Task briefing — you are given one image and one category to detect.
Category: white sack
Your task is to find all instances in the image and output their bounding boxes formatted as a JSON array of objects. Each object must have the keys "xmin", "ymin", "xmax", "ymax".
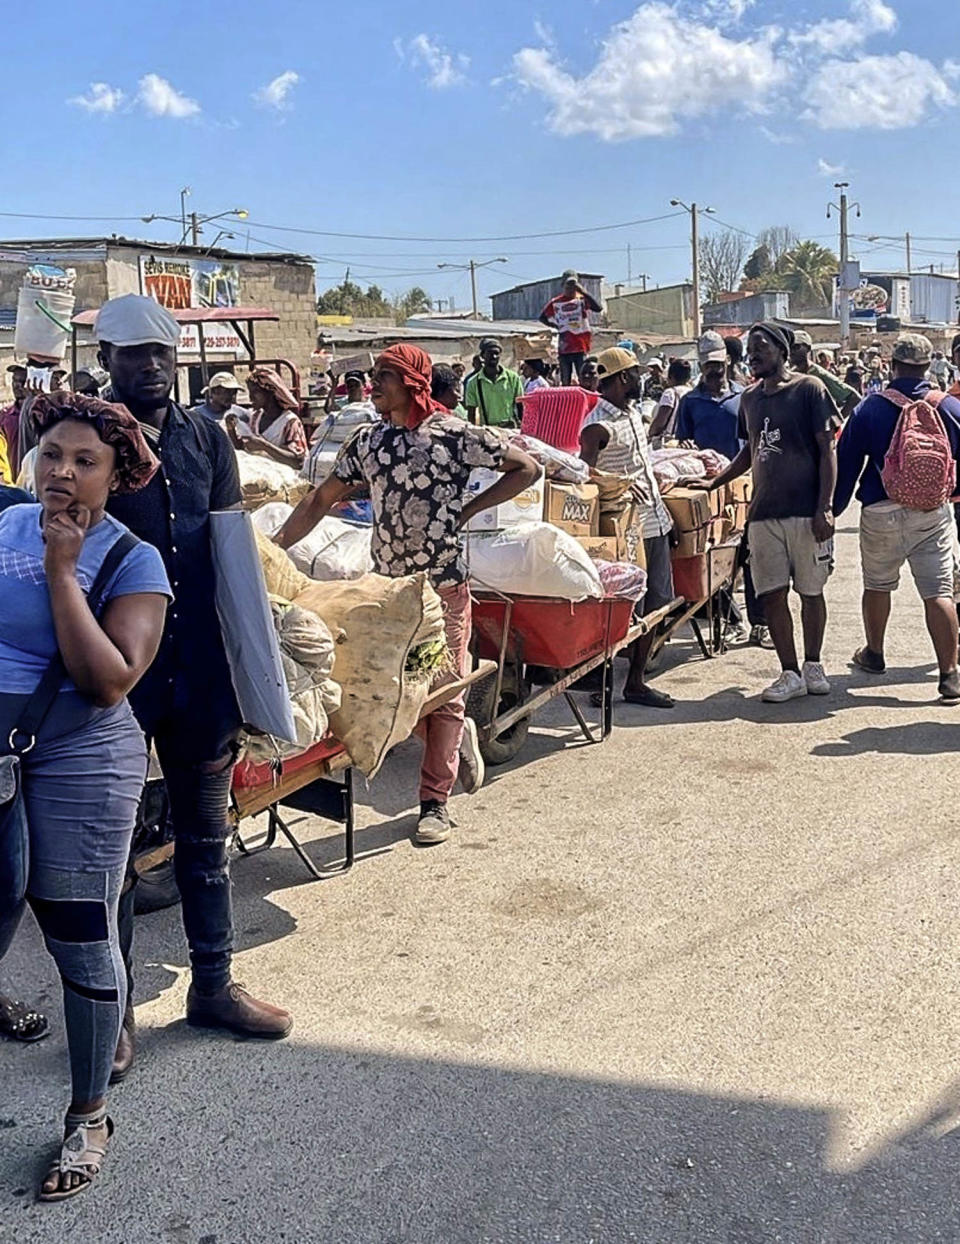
[{"xmin": 465, "ymin": 522, "xmax": 603, "ymax": 601}]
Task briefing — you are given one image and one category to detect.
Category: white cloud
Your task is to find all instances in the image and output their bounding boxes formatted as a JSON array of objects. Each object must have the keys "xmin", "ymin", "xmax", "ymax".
[
  {"xmin": 509, "ymin": 0, "xmax": 960, "ymax": 139},
  {"xmin": 817, "ymin": 157, "xmax": 846, "ymax": 176},
  {"xmin": 396, "ymin": 34, "xmax": 470, "ymax": 89},
  {"xmin": 68, "ymin": 82, "xmax": 125, "ymax": 114},
  {"xmin": 253, "ymin": 70, "xmax": 300, "ymax": 110},
  {"xmin": 792, "ymin": 0, "xmax": 896, "ymax": 53},
  {"xmin": 137, "ymin": 73, "xmax": 200, "ymax": 119},
  {"xmin": 806, "ymin": 51, "xmax": 956, "ymax": 130},
  {"xmin": 512, "ymin": 2, "xmax": 786, "ymax": 140}
]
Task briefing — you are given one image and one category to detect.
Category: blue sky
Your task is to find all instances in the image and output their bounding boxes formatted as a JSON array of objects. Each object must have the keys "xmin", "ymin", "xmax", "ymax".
[{"xmin": 2, "ymin": 0, "xmax": 959, "ymax": 311}]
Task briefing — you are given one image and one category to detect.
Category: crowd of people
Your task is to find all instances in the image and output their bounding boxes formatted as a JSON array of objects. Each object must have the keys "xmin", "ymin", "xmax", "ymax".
[{"xmin": 3, "ymin": 272, "xmax": 960, "ymax": 1202}]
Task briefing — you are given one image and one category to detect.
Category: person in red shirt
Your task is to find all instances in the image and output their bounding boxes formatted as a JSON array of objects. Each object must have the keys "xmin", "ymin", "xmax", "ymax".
[
  {"xmin": 0, "ymin": 364, "xmax": 27, "ymax": 478},
  {"xmin": 539, "ymin": 271, "xmax": 602, "ymax": 386}
]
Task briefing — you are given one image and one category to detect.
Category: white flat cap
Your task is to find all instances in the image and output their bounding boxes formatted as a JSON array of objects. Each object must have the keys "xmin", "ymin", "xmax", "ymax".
[{"xmin": 95, "ymin": 294, "xmax": 180, "ymax": 347}]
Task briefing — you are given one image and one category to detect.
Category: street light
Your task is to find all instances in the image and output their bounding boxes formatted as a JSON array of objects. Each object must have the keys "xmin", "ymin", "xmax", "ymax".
[
  {"xmin": 141, "ymin": 206, "xmax": 249, "ymax": 245},
  {"xmin": 670, "ymin": 199, "xmax": 715, "ymax": 338},
  {"xmin": 437, "ymin": 256, "xmax": 509, "ymax": 318}
]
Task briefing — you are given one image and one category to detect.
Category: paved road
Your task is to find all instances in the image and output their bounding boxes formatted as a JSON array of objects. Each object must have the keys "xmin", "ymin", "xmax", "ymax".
[{"xmin": 4, "ymin": 514, "xmax": 960, "ymax": 1243}]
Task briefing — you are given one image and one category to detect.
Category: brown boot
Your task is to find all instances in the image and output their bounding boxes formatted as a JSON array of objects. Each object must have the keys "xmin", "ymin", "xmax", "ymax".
[
  {"xmin": 185, "ymin": 982, "xmax": 293, "ymax": 1040},
  {"xmin": 109, "ymin": 1007, "xmax": 135, "ymax": 1085}
]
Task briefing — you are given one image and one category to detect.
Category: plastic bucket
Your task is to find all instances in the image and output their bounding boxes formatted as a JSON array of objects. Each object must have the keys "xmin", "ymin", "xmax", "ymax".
[{"xmin": 14, "ymin": 286, "xmax": 75, "ymax": 360}]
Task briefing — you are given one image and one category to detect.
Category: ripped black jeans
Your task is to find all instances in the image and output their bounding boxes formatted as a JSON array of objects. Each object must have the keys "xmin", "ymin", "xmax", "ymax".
[{"xmin": 118, "ymin": 726, "xmax": 240, "ymax": 998}]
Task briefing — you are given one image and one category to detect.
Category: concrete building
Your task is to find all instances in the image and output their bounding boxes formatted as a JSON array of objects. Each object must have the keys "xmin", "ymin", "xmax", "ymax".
[
  {"xmin": 491, "ymin": 274, "xmax": 604, "ymax": 324},
  {"xmin": 605, "ymin": 282, "xmax": 694, "ymax": 340},
  {"xmin": 0, "ymin": 237, "xmax": 316, "ymax": 402},
  {"xmin": 857, "ymin": 270, "xmax": 959, "ymax": 327}
]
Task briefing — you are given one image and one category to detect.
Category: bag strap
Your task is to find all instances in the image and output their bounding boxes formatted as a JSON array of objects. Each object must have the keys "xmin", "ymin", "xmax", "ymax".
[
  {"xmin": 9, "ymin": 530, "xmax": 140, "ymax": 752},
  {"xmin": 476, "ymin": 375, "xmax": 490, "ymax": 426},
  {"xmin": 882, "ymin": 386, "xmax": 945, "ymax": 411}
]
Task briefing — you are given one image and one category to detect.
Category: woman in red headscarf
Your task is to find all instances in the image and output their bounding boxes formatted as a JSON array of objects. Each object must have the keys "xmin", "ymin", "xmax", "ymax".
[
  {"xmin": 226, "ymin": 367, "xmax": 308, "ymax": 469},
  {"xmin": 276, "ymin": 344, "xmax": 539, "ymax": 843}
]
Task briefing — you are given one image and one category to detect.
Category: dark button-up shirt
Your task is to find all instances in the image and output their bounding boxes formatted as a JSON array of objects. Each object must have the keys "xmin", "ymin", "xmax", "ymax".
[{"xmin": 107, "ymin": 402, "xmax": 242, "ymax": 757}]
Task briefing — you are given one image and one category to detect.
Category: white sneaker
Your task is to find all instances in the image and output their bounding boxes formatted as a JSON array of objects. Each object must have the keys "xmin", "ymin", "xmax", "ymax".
[
  {"xmin": 802, "ymin": 661, "xmax": 831, "ymax": 696},
  {"xmin": 761, "ymin": 669, "xmax": 807, "ymax": 703},
  {"xmin": 457, "ymin": 717, "xmax": 485, "ymax": 794}
]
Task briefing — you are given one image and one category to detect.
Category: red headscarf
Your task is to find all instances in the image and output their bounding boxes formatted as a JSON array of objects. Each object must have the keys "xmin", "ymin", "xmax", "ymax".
[
  {"xmin": 247, "ymin": 366, "xmax": 301, "ymax": 412},
  {"xmin": 376, "ymin": 344, "xmax": 444, "ymax": 429}
]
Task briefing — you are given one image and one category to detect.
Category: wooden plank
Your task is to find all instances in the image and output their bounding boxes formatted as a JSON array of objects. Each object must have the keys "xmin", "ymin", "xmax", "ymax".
[{"xmin": 419, "ymin": 658, "xmax": 496, "ymax": 717}]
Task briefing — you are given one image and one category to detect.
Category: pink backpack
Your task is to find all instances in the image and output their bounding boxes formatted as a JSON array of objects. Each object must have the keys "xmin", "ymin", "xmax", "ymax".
[{"xmin": 880, "ymin": 388, "xmax": 954, "ymax": 510}]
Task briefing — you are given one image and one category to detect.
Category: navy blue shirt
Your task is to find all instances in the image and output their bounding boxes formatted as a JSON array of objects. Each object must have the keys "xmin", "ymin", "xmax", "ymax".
[
  {"xmin": 674, "ymin": 381, "xmax": 744, "ymax": 460},
  {"xmin": 834, "ymin": 378, "xmax": 960, "ymax": 516},
  {"xmin": 107, "ymin": 402, "xmax": 242, "ymax": 757}
]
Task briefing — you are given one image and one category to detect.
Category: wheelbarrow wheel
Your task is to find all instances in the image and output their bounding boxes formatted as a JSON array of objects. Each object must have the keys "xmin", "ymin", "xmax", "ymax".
[{"xmin": 466, "ymin": 669, "xmax": 531, "ymax": 766}]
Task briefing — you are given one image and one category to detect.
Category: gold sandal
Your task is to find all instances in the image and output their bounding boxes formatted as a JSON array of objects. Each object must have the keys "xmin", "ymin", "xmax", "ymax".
[{"xmin": 38, "ymin": 1108, "xmax": 114, "ymax": 1202}]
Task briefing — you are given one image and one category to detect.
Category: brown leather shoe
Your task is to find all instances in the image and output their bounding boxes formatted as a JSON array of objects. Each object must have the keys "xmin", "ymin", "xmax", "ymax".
[
  {"xmin": 109, "ymin": 1008, "xmax": 135, "ymax": 1085},
  {"xmin": 185, "ymin": 982, "xmax": 293, "ymax": 1040}
]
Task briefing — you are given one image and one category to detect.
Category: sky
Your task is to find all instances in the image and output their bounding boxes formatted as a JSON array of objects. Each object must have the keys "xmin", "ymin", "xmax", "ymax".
[{"xmin": 3, "ymin": 0, "xmax": 960, "ymax": 313}]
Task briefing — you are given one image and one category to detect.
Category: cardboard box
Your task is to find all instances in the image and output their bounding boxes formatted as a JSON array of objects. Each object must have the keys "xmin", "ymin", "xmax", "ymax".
[
  {"xmin": 707, "ymin": 486, "xmax": 726, "ymax": 519},
  {"xmin": 671, "ymin": 526, "xmax": 710, "ymax": 558},
  {"xmin": 330, "ymin": 350, "xmax": 375, "ymax": 377},
  {"xmin": 727, "ymin": 474, "xmax": 753, "ymax": 505},
  {"xmin": 575, "ymin": 530, "xmax": 647, "ymax": 569},
  {"xmin": 663, "ymin": 487, "xmax": 713, "ymax": 532},
  {"xmin": 544, "ymin": 480, "xmax": 600, "ymax": 537},
  {"xmin": 466, "ymin": 467, "xmax": 546, "ymax": 531}
]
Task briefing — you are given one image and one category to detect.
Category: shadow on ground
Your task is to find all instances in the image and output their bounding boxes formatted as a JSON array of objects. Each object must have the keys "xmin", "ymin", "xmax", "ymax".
[{"xmin": 3, "ymin": 1036, "xmax": 960, "ymax": 1243}]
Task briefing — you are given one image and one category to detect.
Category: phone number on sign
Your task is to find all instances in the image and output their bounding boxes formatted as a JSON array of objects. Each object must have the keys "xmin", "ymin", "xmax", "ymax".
[{"xmin": 184, "ymin": 335, "xmax": 241, "ymax": 349}]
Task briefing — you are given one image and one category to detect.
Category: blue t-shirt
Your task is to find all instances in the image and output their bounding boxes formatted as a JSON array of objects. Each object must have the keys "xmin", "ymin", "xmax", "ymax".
[
  {"xmin": 674, "ymin": 382, "xmax": 744, "ymax": 460},
  {"xmin": 0, "ymin": 503, "xmax": 172, "ymax": 695}
]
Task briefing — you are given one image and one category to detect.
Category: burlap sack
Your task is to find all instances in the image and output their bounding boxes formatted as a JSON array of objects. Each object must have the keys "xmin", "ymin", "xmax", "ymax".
[
  {"xmin": 255, "ymin": 528, "xmax": 311, "ymax": 602},
  {"xmin": 293, "ymin": 573, "xmax": 445, "ymax": 776}
]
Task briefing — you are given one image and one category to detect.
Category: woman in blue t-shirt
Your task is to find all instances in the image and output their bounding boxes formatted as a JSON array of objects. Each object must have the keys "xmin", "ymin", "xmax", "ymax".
[{"xmin": 0, "ymin": 393, "xmax": 170, "ymax": 1201}]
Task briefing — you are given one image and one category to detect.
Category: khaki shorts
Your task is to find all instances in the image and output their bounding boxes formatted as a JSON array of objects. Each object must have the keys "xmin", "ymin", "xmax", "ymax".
[
  {"xmin": 859, "ymin": 501, "xmax": 954, "ymax": 599},
  {"xmin": 748, "ymin": 517, "xmax": 833, "ymax": 597}
]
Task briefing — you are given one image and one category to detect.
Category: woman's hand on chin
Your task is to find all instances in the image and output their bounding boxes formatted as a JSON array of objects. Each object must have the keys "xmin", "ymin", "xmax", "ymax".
[{"xmin": 43, "ymin": 505, "xmax": 90, "ymax": 575}]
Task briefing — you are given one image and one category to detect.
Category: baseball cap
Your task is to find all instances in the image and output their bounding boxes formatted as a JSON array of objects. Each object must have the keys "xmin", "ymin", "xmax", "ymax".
[
  {"xmin": 595, "ymin": 347, "xmax": 640, "ymax": 380},
  {"xmin": 6, "ymin": 363, "xmax": 26, "ymax": 374},
  {"xmin": 647, "ymin": 356, "xmax": 665, "ymax": 370},
  {"xmin": 697, "ymin": 331, "xmax": 727, "ymax": 364},
  {"xmin": 95, "ymin": 294, "xmax": 180, "ymax": 348},
  {"xmin": 561, "ymin": 269, "xmax": 579, "ymax": 282},
  {"xmin": 892, "ymin": 333, "xmax": 933, "ymax": 366},
  {"xmin": 792, "ymin": 330, "xmax": 814, "ymax": 348},
  {"xmin": 202, "ymin": 371, "xmax": 242, "ymax": 394}
]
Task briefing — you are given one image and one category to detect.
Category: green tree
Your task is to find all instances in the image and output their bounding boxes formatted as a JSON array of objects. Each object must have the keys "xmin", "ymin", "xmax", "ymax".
[
  {"xmin": 776, "ymin": 240, "xmax": 838, "ymax": 309},
  {"xmin": 743, "ymin": 243, "xmax": 773, "ymax": 282},
  {"xmin": 316, "ymin": 281, "xmax": 393, "ymax": 317},
  {"xmin": 394, "ymin": 285, "xmax": 433, "ymax": 323}
]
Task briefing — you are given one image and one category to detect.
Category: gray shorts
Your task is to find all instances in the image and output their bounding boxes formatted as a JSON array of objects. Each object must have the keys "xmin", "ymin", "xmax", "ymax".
[
  {"xmin": 642, "ymin": 533, "xmax": 674, "ymax": 614},
  {"xmin": 859, "ymin": 501, "xmax": 954, "ymax": 599},
  {"xmin": 748, "ymin": 517, "xmax": 833, "ymax": 598}
]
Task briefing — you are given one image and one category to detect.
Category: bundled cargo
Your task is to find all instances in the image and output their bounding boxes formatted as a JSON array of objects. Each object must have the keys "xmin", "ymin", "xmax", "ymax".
[
  {"xmin": 508, "ymin": 432, "xmax": 591, "ymax": 484},
  {"xmin": 237, "ymin": 450, "xmax": 312, "ymax": 509},
  {"xmin": 651, "ymin": 446, "xmax": 730, "ymax": 490},
  {"xmin": 465, "ymin": 522, "xmax": 604, "ymax": 601},
  {"xmin": 293, "ymin": 573, "xmax": 447, "ymax": 776},
  {"xmin": 245, "ymin": 601, "xmax": 342, "ymax": 763},
  {"xmin": 251, "ymin": 501, "xmax": 373, "ymax": 581}
]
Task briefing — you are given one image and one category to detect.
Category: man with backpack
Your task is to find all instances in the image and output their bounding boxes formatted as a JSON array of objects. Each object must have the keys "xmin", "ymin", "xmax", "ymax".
[{"xmin": 835, "ymin": 334, "xmax": 960, "ymax": 702}]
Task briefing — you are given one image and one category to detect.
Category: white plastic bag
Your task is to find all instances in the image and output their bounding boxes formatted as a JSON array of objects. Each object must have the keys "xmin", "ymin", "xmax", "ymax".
[
  {"xmin": 465, "ymin": 522, "xmax": 603, "ymax": 601},
  {"xmin": 249, "ymin": 502, "xmax": 372, "ymax": 581}
]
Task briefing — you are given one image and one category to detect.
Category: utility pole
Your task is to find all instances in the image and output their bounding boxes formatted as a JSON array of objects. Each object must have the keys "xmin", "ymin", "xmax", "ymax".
[
  {"xmin": 691, "ymin": 203, "xmax": 702, "ymax": 339},
  {"xmin": 437, "ymin": 257, "xmax": 508, "ymax": 319},
  {"xmin": 627, "ymin": 243, "xmax": 632, "ymax": 288},
  {"xmin": 905, "ymin": 231, "xmax": 912, "ymax": 274},
  {"xmin": 639, "ymin": 273, "xmax": 650, "ymax": 293},
  {"xmin": 827, "ymin": 182, "xmax": 860, "ymax": 348},
  {"xmin": 190, "ymin": 211, "xmax": 200, "ymax": 246}
]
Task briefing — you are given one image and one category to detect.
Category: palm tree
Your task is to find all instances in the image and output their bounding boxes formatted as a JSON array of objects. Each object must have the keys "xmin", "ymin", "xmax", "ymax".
[{"xmin": 776, "ymin": 241, "xmax": 838, "ymax": 309}]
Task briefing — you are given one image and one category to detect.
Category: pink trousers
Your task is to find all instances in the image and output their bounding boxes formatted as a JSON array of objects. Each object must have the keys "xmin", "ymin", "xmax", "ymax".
[{"xmin": 415, "ymin": 582, "xmax": 472, "ymax": 804}]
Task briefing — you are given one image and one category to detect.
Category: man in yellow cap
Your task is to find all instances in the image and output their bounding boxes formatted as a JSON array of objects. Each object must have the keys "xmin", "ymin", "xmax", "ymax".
[
  {"xmin": 580, "ymin": 347, "xmax": 676, "ymax": 709},
  {"xmin": 190, "ymin": 370, "xmax": 247, "ymax": 426}
]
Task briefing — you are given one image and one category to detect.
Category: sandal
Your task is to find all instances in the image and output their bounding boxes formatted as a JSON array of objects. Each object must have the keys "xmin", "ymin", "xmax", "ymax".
[
  {"xmin": 38, "ymin": 1108, "xmax": 114, "ymax": 1202},
  {"xmin": 0, "ymin": 995, "xmax": 49, "ymax": 1043},
  {"xmin": 852, "ymin": 647, "xmax": 886, "ymax": 675}
]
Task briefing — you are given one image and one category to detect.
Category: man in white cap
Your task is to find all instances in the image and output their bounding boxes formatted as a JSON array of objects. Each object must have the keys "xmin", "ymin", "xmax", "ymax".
[
  {"xmin": 95, "ymin": 295, "xmax": 293, "ymax": 1079},
  {"xmin": 642, "ymin": 357, "xmax": 666, "ymax": 403},
  {"xmin": 580, "ymin": 346, "xmax": 677, "ymax": 709},
  {"xmin": 190, "ymin": 370, "xmax": 247, "ymax": 426}
]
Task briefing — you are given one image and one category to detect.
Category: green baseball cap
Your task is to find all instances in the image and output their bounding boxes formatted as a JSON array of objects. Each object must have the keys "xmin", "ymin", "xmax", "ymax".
[{"xmin": 892, "ymin": 333, "xmax": 933, "ymax": 366}]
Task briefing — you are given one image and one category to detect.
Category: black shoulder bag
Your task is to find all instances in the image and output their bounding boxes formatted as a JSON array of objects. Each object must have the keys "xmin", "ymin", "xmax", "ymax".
[{"xmin": 0, "ymin": 531, "xmax": 139, "ymax": 908}]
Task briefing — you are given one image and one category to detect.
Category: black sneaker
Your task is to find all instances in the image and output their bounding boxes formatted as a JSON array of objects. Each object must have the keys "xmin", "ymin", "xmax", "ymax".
[
  {"xmin": 416, "ymin": 800, "xmax": 451, "ymax": 845},
  {"xmin": 853, "ymin": 647, "xmax": 886, "ymax": 675},
  {"xmin": 939, "ymin": 669, "xmax": 960, "ymax": 703},
  {"xmin": 749, "ymin": 626, "xmax": 773, "ymax": 649}
]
